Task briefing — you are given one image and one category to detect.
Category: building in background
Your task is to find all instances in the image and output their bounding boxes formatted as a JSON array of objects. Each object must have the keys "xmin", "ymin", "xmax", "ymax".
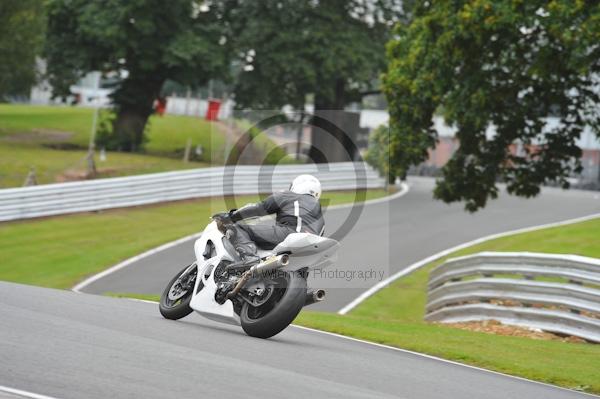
[
  {"xmin": 423, "ymin": 122, "xmax": 600, "ymax": 188},
  {"xmin": 359, "ymin": 111, "xmax": 600, "ymax": 188}
]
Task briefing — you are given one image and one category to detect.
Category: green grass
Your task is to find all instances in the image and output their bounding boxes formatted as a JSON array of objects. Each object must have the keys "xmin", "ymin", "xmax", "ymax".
[
  {"xmin": 0, "ymin": 104, "xmax": 93, "ymax": 144},
  {"xmin": 0, "ymin": 142, "xmax": 205, "ymax": 188},
  {"xmin": 143, "ymin": 112, "xmax": 225, "ymax": 159},
  {"xmin": 295, "ymin": 217, "xmax": 600, "ymax": 393},
  {"xmin": 0, "ymin": 189, "xmax": 389, "ymax": 289},
  {"xmin": 0, "ymin": 104, "xmax": 224, "ymax": 154},
  {"xmin": 296, "ymin": 313, "xmax": 600, "ymax": 393},
  {"xmin": 234, "ymin": 119, "xmax": 298, "ymax": 164},
  {"xmin": 0, "ymin": 105, "xmax": 315, "ymax": 187},
  {"xmin": 0, "ymin": 104, "xmax": 229, "ymax": 187}
]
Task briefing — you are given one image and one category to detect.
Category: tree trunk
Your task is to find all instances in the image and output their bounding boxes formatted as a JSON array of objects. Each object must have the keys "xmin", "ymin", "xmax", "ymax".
[
  {"xmin": 295, "ymin": 110, "xmax": 306, "ymax": 160},
  {"xmin": 308, "ymin": 79, "xmax": 359, "ymax": 163},
  {"xmin": 111, "ymin": 73, "xmax": 165, "ymax": 152}
]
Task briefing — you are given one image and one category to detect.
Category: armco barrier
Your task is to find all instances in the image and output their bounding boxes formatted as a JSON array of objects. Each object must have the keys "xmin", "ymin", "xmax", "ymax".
[
  {"xmin": 425, "ymin": 252, "xmax": 600, "ymax": 343},
  {"xmin": 0, "ymin": 162, "xmax": 384, "ymax": 222}
]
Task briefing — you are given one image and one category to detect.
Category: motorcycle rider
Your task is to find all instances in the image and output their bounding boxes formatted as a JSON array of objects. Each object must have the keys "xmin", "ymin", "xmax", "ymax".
[{"xmin": 226, "ymin": 174, "xmax": 324, "ymax": 262}]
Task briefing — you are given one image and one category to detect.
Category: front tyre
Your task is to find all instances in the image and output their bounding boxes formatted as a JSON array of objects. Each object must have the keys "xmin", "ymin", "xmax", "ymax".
[
  {"xmin": 240, "ymin": 270, "xmax": 307, "ymax": 339},
  {"xmin": 159, "ymin": 264, "xmax": 197, "ymax": 320}
]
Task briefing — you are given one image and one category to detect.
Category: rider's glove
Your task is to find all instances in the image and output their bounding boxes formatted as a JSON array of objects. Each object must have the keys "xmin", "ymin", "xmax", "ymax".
[{"xmin": 229, "ymin": 209, "xmax": 243, "ymax": 223}]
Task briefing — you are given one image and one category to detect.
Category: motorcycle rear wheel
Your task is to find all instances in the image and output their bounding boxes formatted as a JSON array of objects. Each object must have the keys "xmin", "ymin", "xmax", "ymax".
[
  {"xmin": 159, "ymin": 264, "xmax": 197, "ymax": 320},
  {"xmin": 240, "ymin": 270, "xmax": 306, "ymax": 339}
]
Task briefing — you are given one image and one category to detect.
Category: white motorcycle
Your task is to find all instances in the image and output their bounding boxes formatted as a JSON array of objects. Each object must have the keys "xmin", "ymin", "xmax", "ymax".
[{"xmin": 159, "ymin": 213, "xmax": 339, "ymax": 338}]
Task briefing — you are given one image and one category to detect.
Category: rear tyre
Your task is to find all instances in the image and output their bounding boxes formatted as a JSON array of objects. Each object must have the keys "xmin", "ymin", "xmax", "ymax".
[
  {"xmin": 240, "ymin": 270, "xmax": 307, "ymax": 339},
  {"xmin": 159, "ymin": 264, "xmax": 197, "ymax": 320}
]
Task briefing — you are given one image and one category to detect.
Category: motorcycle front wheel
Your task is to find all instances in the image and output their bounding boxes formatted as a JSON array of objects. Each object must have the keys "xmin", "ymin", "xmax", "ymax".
[
  {"xmin": 159, "ymin": 264, "xmax": 198, "ymax": 320},
  {"xmin": 240, "ymin": 270, "xmax": 307, "ymax": 339}
]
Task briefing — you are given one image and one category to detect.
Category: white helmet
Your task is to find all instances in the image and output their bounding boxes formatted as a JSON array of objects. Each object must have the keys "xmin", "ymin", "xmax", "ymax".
[{"xmin": 290, "ymin": 174, "xmax": 321, "ymax": 199}]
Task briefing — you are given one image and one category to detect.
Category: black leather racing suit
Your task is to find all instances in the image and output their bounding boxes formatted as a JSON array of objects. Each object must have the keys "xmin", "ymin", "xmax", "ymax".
[{"xmin": 229, "ymin": 191, "xmax": 324, "ymax": 257}]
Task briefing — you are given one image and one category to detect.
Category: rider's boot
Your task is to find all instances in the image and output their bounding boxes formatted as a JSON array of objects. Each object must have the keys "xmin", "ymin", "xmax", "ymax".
[
  {"xmin": 235, "ymin": 243, "xmax": 260, "ymax": 265},
  {"xmin": 225, "ymin": 223, "xmax": 259, "ymax": 265}
]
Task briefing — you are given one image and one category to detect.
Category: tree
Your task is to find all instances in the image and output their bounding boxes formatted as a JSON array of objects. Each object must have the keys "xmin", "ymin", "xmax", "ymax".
[
  {"xmin": 0, "ymin": 0, "xmax": 45, "ymax": 100},
  {"xmin": 382, "ymin": 1, "xmax": 600, "ymax": 211},
  {"xmin": 365, "ymin": 124, "xmax": 394, "ymax": 183},
  {"xmin": 45, "ymin": 0, "xmax": 229, "ymax": 151},
  {"xmin": 230, "ymin": 0, "xmax": 405, "ymax": 162}
]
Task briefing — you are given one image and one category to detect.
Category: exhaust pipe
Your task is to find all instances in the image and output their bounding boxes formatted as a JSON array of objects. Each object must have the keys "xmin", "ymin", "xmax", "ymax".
[
  {"xmin": 304, "ymin": 289, "xmax": 326, "ymax": 306},
  {"xmin": 250, "ymin": 254, "xmax": 289, "ymax": 274},
  {"xmin": 226, "ymin": 254, "xmax": 290, "ymax": 299}
]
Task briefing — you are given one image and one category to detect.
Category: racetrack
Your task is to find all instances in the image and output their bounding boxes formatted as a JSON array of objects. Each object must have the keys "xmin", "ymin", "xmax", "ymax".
[
  {"xmin": 0, "ymin": 281, "xmax": 592, "ymax": 399},
  {"xmin": 3, "ymin": 178, "xmax": 600, "ymax": 398},
  {"xmin": 81, "ymin": 177, "xmax": 600, "ymax": 312}
]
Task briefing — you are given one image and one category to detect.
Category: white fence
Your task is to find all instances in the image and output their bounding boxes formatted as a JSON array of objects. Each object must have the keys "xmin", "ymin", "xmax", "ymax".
[
  {"xmin": 0, "ymin": 162, "xmax": 384, "ymax": 222},
  {"xmin": 425, "ymin": 252, "xmax": 600, "ymax": 343},
  {"xmin": 164, "ymin": 97, "xmax": 234, "ymax": 119}
]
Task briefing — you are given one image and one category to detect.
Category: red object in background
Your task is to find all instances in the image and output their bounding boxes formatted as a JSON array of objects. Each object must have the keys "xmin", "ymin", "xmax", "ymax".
[
  {"xmin": 154, "ymin": 97, "xmax": 167, "ymax": 116},
  {"xmin": 205, "ymin": 99, "xmax": 221, "ymax": 121}
]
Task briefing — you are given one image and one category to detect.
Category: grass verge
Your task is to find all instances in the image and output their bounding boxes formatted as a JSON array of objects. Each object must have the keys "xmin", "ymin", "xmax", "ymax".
[
  {"xmin": 0, "ymin": 142, "xmax": 206, "ymax": 188},
  {"xmin": 295, "ymin": 217, "xmax": 600, "ymax": 394},
  {"xmin": 0, "ymin": 105, "xmax": 310, "ymax": 187},
  {"xmin": 0, "ymin": 104, "xmax": 223, "ymax": 154},
  {"xmin": 0, "ymin": 189, "xmax": 390, "ymax": 289},
  {"xmin": 0, "ymin": 104, "xmax": 224, "ymax": 187}
]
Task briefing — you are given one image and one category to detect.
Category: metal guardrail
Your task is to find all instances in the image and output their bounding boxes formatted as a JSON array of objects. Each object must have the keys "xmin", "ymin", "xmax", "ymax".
[
  {"xmin": 425, "ymin": 252, "xmax": 600, "ymax": 343},
  {"xmin": 0, "ymin": 162, "xmax": 384, "ymax": 222}
]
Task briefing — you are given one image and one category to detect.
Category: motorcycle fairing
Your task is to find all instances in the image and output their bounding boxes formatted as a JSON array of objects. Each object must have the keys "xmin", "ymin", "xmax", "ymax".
[
  {"xmin": 190, "ymin": 222, "xmax": 240, "ymax": 325},
  {"xmin": 188, "ymin": 221, "xmax": 339, "ymax": 325}
]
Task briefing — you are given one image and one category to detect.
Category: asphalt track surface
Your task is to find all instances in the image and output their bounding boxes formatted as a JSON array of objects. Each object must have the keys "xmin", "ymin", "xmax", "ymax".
[
  {"xmin": 1, "ymin": 281, "xmax": 595, "ymax": 399},
  {"xmin": 82, "ymin": 177, "xmax": 600, "ymax": 312}
]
